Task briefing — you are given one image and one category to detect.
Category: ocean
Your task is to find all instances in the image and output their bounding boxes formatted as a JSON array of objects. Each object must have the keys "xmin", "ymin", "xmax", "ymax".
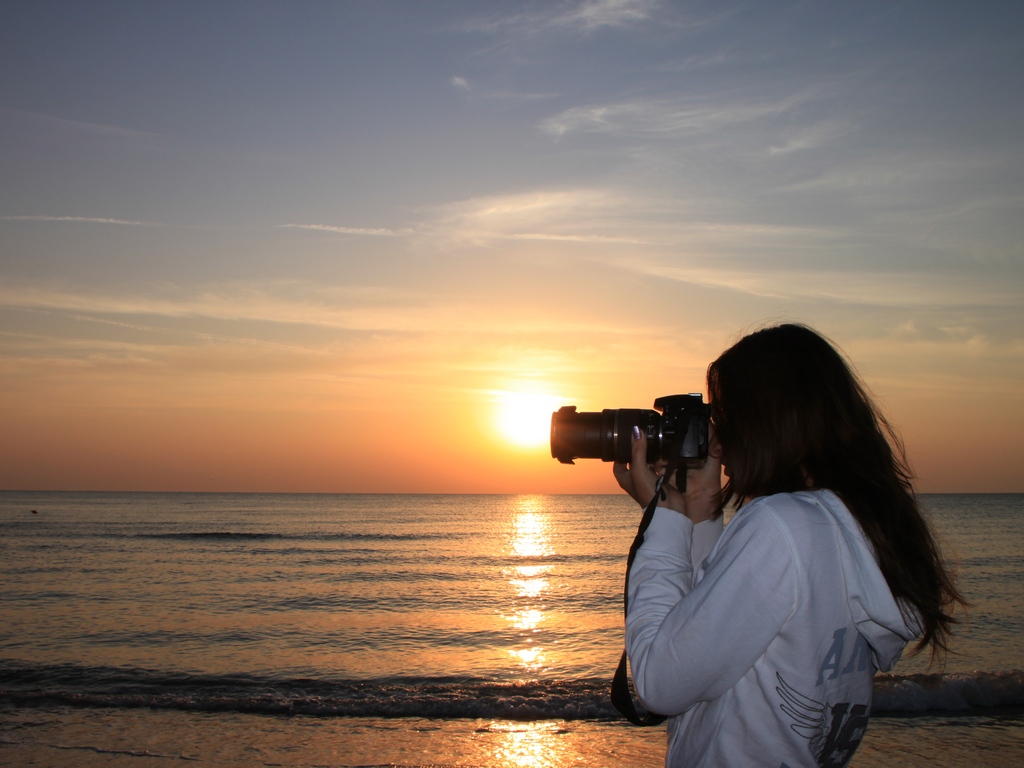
[{"xmin": 1, "ymin": 491, "xmax": 1021, "ymax": 766}]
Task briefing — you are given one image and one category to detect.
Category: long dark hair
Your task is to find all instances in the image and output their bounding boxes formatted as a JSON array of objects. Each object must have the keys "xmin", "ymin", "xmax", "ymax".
[{"xmin": 707, "ymin": 323, "xmax": 963, "ymax": 661}]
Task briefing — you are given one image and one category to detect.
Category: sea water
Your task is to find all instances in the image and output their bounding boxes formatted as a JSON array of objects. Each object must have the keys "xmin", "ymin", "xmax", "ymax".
[{"xmin": 1, "ymin": 492, "xmax": 1021, "ymax": 766}]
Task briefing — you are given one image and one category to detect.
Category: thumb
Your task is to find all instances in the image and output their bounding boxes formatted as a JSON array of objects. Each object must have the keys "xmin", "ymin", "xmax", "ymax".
[
  {"xmin": 628, "ymin": 426, "xmax": 658, "ymax": 503},
  {"xmin": 630, "ymin": 425, "xmax": 647, "ymax": 466}
]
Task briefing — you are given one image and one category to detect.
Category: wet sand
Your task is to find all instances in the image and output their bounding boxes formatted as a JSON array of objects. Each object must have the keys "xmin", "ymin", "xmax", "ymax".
[{"xmin": 3, "ymin": 706, "xmax": 1023, "ymax": 767}]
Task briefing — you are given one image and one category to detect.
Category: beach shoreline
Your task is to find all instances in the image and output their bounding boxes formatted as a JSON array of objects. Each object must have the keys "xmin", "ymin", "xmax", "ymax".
[{"xmin": 3, "ymin": 705, "xmax": 1023, "ymax": 768}]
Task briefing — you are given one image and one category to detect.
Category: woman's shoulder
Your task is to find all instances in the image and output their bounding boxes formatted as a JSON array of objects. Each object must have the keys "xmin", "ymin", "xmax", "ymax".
[
  {"xmin": 706, "ymin": 493, "xmax": 810, "ymax": 572},
  {"xmin": 738, "ymin": 488, "xmax": 844, "ymax": 515},
  {"xmin": 719, "ymin": 490, "xmax": 858, "ymax": 575},
  {"xmin": 731, "ymin": 489, "xmax": 849, "ymax": 536}
]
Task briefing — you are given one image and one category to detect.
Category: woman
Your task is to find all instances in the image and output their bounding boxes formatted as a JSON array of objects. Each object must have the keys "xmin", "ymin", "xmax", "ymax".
[{"xmin": 614, "ymin": 323, "xmax": 963, "ymax": 768}]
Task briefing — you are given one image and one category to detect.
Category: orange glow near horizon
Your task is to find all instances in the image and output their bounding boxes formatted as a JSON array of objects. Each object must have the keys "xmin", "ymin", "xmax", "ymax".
[{"xmin": 0, "ymin": 321, "xmax": 1021, "ymax": 494}]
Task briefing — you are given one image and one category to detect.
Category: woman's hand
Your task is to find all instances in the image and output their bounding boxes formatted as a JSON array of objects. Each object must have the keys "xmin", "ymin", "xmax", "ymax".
[
  {"xmin": 613, "ymin": 426, "xmax": 723, "ymax": 523},
  {"xmin": 612, "ymin": 427, "xmax": 674, "ymax": 509}
]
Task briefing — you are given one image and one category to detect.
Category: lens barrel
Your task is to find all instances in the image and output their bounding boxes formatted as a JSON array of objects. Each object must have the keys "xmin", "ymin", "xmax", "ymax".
[
  {"xmin": 550, "ymin": 407, "xmax": 662, "ymax": 464},
  {"xmin": 550, "ymin": 394, "xmax": 710, "ymax": 467}
]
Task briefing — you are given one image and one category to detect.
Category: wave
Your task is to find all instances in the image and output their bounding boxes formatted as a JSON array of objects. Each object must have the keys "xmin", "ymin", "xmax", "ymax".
[
  {"xmin": 140, "ymin": 531, "xmax": 456, "ymax": 542},
  {"xmin": 872, "ymin": 670, "xmax": 1024, "ymax": 712},
  {"xmin": 0, "ymin": 665, "xmax": 612, "ymax": 720},
  {"xmin": 2, "ymin": 663, "xmax": 1022, "ymax": 720}
]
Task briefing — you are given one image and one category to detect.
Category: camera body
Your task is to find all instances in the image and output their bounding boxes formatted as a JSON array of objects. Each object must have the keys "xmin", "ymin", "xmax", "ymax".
[{"xmin": 550, "ymin": 394, "xmax": 710, "ymax": 466}]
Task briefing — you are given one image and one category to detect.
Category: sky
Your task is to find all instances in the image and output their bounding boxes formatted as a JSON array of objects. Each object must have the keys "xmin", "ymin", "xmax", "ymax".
[{"xmin": 1, "ymin": 0, "xmax": 1021, "ymax": 494}]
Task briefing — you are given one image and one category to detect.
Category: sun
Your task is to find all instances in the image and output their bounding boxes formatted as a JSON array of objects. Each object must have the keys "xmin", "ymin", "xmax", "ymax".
[{"xmin": 496, "ymin": 392, "xmax": 563, "ymax": 449}]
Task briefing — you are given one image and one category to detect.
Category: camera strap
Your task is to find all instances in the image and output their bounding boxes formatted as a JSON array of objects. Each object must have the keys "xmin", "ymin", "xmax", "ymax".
[{"xmin": 610, "ymin": 480, "xmax": 669, "ymax": 726}]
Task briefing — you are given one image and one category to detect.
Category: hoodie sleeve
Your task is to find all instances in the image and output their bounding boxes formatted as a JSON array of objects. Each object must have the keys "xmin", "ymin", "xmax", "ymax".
[
  {"xmin": 625, "ymin": 510, "xmax": 724, "ymax": 635},
  {"xmin": 626, "ymin": 501, "xmax": 799, "ymax": 716}
]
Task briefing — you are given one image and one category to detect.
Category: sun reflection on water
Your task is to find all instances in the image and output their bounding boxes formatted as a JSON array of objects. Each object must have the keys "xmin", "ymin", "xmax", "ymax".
[
  {"xmin": 510, "ymin": 608, "xmax": 544, "ymax": 630},
  {"xmin": 504, "ymin": 497, "xmax": 555, "ymax": 675},
  {"xmin": 510, "ymin": 575, "xmax": 548, "ymax": 599},
  {"xmin": 482, "ymin": 720, "xmax": 578, "ymax": 768},
  {"xmin": 509, "ymin": 502, "xmax": 553, "ymax": 559}
]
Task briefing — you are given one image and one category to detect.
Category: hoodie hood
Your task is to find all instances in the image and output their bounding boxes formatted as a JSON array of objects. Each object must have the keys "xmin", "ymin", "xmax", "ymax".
[{"xmin": 809, "ymin": 489, "xmax": 920, "ymax": 672}]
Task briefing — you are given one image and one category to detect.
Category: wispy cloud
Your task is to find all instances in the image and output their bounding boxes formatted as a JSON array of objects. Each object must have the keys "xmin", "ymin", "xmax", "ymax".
[
  {"xmin": 427, "ymin": 188, "xmax": 654, "ymax": 245},
  {"xmin": 463, "ymin": 0, "xmax": 658, "ymax": 36},
  {"xmin": 501, "ymin": 232, "xmax": 648, "ymax": 243},
  {"xmin": 550, "ymin": 0, "xmax": 656, "ymax": 31},
  {"xmin": 0, "ymin": 280, "xmax": 624, "ymax": 338},
  {"xmin": 617, "ymin": 258, "xmax": 1021, "ymax": 309},
  {"xmin": 448, "ymin": 74, "xmax": 556, "ymax": 104},
  {"xmin": 277, "ymin": 223, "xmax": 413, "ymax": 237},
  {"xmin": 539, "ymin": 91, "xmax": 816, "ymax": 139},
  {"xmin": 768, "ymin": 120, "xmax": 849, "ymax": 156},
  {"xmin": 1, "ymin": 215, "xmax": 162, "ymax": 226},
  {"xmin": 0, "ymin": 106, "xmax": 166, "ymax": 142}
]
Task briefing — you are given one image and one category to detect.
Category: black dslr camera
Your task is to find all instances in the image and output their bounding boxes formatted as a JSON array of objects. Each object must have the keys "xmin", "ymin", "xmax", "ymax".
[{"xmin": 550, "ymin": 394, "xmax": 710, "ymax": 467}]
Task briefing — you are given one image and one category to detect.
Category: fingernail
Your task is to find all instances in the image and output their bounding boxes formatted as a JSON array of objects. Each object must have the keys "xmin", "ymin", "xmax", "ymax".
[{"xmin": 633, "ymin": 426, "xmax": 641, "ymax": 440}]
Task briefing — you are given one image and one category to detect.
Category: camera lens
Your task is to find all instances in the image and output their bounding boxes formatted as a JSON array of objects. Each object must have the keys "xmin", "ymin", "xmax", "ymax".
[
  {"xmin": 550, "ymin": 407, "xmax": 662, "ymax": 464},
  {"xmin": 550, "ymin": 394, "xmax": 710, "ymax": 468}
]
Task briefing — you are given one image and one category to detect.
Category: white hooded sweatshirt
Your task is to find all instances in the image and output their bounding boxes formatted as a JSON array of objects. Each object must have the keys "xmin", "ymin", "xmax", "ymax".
[{"xmin": 626, "ymin": 489, "xmax": 919, "ymax": 768}]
